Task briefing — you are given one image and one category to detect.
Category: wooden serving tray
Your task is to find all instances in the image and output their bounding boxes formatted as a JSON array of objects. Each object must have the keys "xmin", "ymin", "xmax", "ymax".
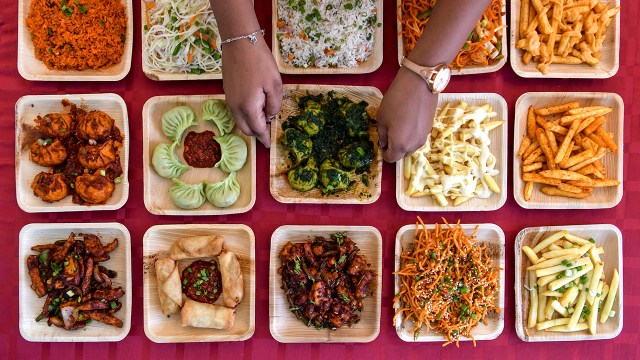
[
  {"xmin": 394, "ymin": 223, "xmax": 505, "ymax": 342},
  {"xmin": 509, "ymin": 0, "xmax": 620, "ymax": 78},
  {"xmin": 19, "ymin": 223, "xmax": 132, "ymax": 342},
  {"xmin": 269, "ymin": 225, "xmax": 382, "ymax": 343},
  {"xmin": 15, "ymin": 94, "xmax": 130, "ymax": 213},
  {"xmin": 512, "ymin": 92, "xmax": 624, "ymax": 209},
  {"xmin": 271, "ymin": 0, "xmax": 383, "ymax": 74},
  {"xmin": 395, "ymin": 93, "xmax": 508, "ymax": 212},
  {"xmin": 142, "ymin": 95, "xmax": 256, "ymax": 215},
  {"xmin": 514, "ymin": 224, "xmax": 623, "ymax": 342},
  {"xmin": 142, "ymin": 224, "xmax": 256, "ymax": 343},
  {"xmin": 269, "ymin": 84, "xmax": 383, "ymax": 204},
  {"xmin": 396, "ymin": 0, "xmax": 507, "ymax": 75},
  {"xmin": 17, "ymin": 0, "xmax": 133, "ymax": 81}
]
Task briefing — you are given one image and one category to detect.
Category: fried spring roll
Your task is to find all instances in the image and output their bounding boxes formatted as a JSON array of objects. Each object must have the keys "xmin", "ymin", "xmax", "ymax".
[
  {"xmin": 181, "ymin": 299, "xmax": 235, "ymax": 329},
  {"xmin": 219, "ymin": 250, "xmax": 244, "ymax": 308}
]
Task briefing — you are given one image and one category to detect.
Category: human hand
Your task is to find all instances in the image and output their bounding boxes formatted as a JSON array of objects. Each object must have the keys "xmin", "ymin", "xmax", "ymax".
[
  {"xmin": 221, "ymin": 37, "xmax": 282, "ymax": 147},
  {"xmin": 376, "ymin": 68, "xmax": 438, "ymax": 162}
]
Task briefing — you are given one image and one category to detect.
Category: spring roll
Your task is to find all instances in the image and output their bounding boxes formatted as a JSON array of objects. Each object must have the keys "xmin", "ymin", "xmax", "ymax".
[
  {"xmin": 181, "ymin": 299, "xmax": 235, "ymax": 329},
  {"xmin": 219, "ymin": 250, "xmax": 244, "ymax": 308},
  {"xmin": 161, "ymin": 264, "xmax": 183, "ymax": 307},
  {"xmin": 170, "ymin": 235, "xmax": 225, "ymax": 260},
  {"xmin": 155, "ymin": 257, "xmax": 180, "ymax": 315}
]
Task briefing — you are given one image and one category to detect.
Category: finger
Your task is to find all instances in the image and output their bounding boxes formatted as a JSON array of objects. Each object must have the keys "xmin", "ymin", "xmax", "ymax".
[
  {"xmin": 264, "ymin": 81, "xmax": 283, "ymax": 118},
  {"xmin": 377, "ymin": 125, "xmax": 388, "ymax": 150},
  {"xmin": 240, "ymin": 103, "xmax": 271, "ymax": 148},
  {"xmin": 382, "ymin": 141, "xmax": 407, "ymax": 163},
  {"xmin": 251, "ymin": 112, "xmax": 271, "ymax": 147}
]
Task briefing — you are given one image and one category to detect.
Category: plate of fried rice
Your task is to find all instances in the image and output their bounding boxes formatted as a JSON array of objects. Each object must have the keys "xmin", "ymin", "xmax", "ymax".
[
  {"xmin": 18, "ymin": 0, "xmax": 133, "ymax": 81},
  {"xmin": 272, "ymin": 0, "xmax": 383, "ymax": 74}
]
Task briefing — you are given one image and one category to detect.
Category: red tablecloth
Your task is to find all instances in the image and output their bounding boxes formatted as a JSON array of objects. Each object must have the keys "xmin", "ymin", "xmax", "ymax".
[{"xmin": 2, "ymin": 0, "xmax": 639, "ymax": 359}]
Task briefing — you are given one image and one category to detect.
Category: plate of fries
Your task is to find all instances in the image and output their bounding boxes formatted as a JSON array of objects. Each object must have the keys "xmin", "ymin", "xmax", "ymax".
[
  {"xmin": 515, "ymin": 225, "xmax": 623, "ymax": 341},
  {"xmin": 513, "ymin": 92, "xmax": 623, "ymax": 209},
  {"xmin": 510, "ymin": 0, "xmax": 620, "ymax": 78},
  {"xmin": 396, "ymin": 93, "xmax": 507, "ymax": 212}
]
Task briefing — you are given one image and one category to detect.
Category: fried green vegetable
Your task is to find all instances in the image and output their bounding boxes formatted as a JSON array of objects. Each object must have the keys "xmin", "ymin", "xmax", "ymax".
[
  {"xmin": 294, "ymin": 100, "xmax": 325, "ymax": 136},
  {"xmin": 339, "ymin": 100, "xmax": 369, "ymax": 139},
  {"xmin": 337, "ymin": 141, "xmax": 373, "ymax": 170},
  {"xmin": 288, "ymin": 168, "xmax": 318, "ymax": 192},
  {"xmin": 318, "ymin": 159, "xmax": 351, "ymax": 194},
  {"xmin": 281, "ymin": 128, "xmax": 312, "ymax": 166}
]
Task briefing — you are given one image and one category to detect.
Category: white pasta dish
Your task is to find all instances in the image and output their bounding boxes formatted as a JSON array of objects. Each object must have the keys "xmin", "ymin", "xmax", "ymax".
[
  {"xmin": 143, "ymin": 0, "xmax": 222, "ymax": 74},
  {"xmin": 404, "ymin": 101, "xmax": 504, "ymax": 206},
  {"xmin": 276, "ymin": 0, "xmax": 380, "ymax": 68}
]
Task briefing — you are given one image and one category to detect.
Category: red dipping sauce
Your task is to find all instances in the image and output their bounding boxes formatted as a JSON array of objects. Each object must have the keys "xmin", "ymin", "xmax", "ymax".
[
  {"xmin": 181, "ymin": 260, "xmax": 222, "ymax": 304},
  {"xmin": 183, "ymin": 130, "xmax": 221, "ymax": 168}
]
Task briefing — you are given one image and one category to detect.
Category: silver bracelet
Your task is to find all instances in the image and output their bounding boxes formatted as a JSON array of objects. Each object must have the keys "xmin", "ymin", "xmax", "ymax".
[{"xmin": 220, "ymin": 29, "xmax": 265, "ymax": 46}]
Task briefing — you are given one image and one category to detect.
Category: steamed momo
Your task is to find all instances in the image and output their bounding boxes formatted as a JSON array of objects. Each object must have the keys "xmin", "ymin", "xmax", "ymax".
[
  {"xmin": 205, "ymin": 172, "xmax": 240, "ymax": 208},
  {"xmin": 214, "ymin": 134, "xmax": 247, "ymax": 174},
  {"xmin": 169, "ymin": 178, "xmax": 206, "ymax": 209},
  {"xmin": 162, "ymin": 106, "xmax": 197, "ymax": 143},
  {"xmin": 202, "ymin": 99, "xmax": 235, "ymax": 136},
  {"xmin": 152, "ymin": 142, "xmax": 191, "ymax": 179}
]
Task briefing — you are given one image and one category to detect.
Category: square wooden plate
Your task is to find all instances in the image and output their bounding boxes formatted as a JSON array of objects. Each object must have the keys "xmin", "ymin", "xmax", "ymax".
[
  {"xmin": 19, "ymin": 222, "xmax": 132, "ymax": 342},
  {"xmin": 514, "ymin": 224, "xmax": 623, "ymax": 342},
  {"xmin": 17, "ymin": 0, "xmax": 133, "ymax": 81},
  {"xmin": 513, "ymin": 92, "xmax": 623, "ymax": 209},
  {"xmin": 396, "ymin": 0, "xmax": 507, "ymax": 74},
  {"xmin": 394, "ymin": 223, "xmax": 505, "ymax": 342},
  {"xmin": 269, "ymin": 225, "xmax": 382, "ymax": 343},
  {"xmin": 140, "ymin": 0, "xmax": 222, "ymax": 81},
  {"xmin": 142, "ymin": 224, "xmax": 256, "ymax": 343},
  {"xmin": 509, "ymin": 0, "xmax": 620, "ymax": 78},
  {"xmin": 142, "ymin": 95, "xmax": 256, "ymax": 215},
  {"xmin": 269, "ymin": 84, "xmax": 383, "ymax": 204},
  {"xmin": 271, "ymin": 0, "xmax": 383, "ymax": 74},
  {"xmin": 395, "ymin": 93, "xmax": 508, "ymax": 212},
  {"xmin": 15, "ymin": 94, "xmax": 130, "ymax": 213}
]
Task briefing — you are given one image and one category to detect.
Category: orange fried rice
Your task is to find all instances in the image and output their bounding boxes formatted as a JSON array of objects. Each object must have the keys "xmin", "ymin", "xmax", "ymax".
[{"xmin": 25, "ymin": 0, "xmax": 127, "ymax": 71}]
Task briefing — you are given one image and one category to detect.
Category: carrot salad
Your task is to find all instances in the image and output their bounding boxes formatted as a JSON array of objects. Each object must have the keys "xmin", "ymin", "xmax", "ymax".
[
  {"xmin": 399, "ymin": 0, "xmax": 505, "ymax": 70},
  {"xmin": 393, "ymin": 217, "xmax": 501, "ymax": 346},
  {"xmin": 26, "ymin": 0, "xmax": 127, "ymax": 71}
]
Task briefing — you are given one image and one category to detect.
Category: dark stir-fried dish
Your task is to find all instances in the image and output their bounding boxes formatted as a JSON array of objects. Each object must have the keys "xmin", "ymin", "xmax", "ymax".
[
  {"xmin": 29, "ymin": 100, "xmax": 124, "ymax": 205},
  {"xmin": 278, "ymin": 232, "xmax": 374, "ymax": 330},
  {"xmin": 27, "ymin": 232, "xmax": 125, "ymax": 330},
  {"xmin": 280, "ymin": 92, "xmax": 375, "ymax": 194}
]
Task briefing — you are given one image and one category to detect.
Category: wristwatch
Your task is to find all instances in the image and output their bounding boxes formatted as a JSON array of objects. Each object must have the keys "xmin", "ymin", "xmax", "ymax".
[{"xmin": 400, "ymin": 57, "xmax": 451, "ymax": 94}]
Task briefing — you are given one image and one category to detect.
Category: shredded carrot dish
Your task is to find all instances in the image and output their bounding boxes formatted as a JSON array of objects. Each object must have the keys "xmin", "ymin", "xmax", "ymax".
[
  {"xmin": 26, "ymin": 0, "xmax": 127, "ymax": 71},
  {"xmin": 399, "ymin": 0, "xmax": 505, "ymax": 70},
  {"xmin": 393, "ymin": 217, "xmax": 501, "ymax": 346}
]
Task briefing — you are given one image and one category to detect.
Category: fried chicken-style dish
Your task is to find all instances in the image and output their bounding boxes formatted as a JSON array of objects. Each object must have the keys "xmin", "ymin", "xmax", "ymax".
[
  {"xmin": 30, "ymin": 139, "xmax": 68, "ymax": 167},
  {"xmin": 74, "ymin": 173, "xmax": 115, "ymax": 204},
  {"xmin": 278, "ymin": 232, "xmax": 374, "ymax": 330},
  {"xmin": 31, "ymin": 172, "xmax": 69, "ymax": 202},
  {"xmin": 76, "ymin": 110, "xmax": 115, "ymax": 141},
  {"xmin": 27, "ymin": 100, "xmax": 124, "ymax": 205},
  {"xmin": 27, "ymin": 232, "xmax": 125, "ymax": 330},
  {"xmin": 34, "ymin": 113, "xmax": 73, "ymax": 139},
  {"xmin": 78, "ymin": 139, "xmax": 119, "ymax": 170}
]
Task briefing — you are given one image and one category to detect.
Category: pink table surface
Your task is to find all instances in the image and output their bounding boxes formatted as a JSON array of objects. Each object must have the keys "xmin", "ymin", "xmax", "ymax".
[{"xmin": 2, "ymin": 0, "xmax": 639, "ymax": 359}]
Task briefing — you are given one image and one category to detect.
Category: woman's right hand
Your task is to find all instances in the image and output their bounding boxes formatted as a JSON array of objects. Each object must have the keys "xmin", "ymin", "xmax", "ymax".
[
  {"xmin": 220, "ymin": 37, "xmax": 282, "ymax": 147},
  {"xmin": 376, "ymin": 68, "xmax": 438, "ymax": 163}
]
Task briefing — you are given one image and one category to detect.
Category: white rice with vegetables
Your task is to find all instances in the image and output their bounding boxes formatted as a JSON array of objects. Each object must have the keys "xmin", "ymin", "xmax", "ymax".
[{"xmin": 277, "ymin": 0, "xmax": 380, "ymax": 68}]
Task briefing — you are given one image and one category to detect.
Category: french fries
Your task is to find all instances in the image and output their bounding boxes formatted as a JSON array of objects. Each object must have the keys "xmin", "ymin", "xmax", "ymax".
[
  {"xmin": 404, "ymin": 101, "xmax": 504, "ymax": 206},
  {"xmin": 518, "ymin": 101, "xmax": 619, "ymax": 202},
  {"xmin": 522, "ymin": 230, "xmax": 620, "ymax": 335},
  {"xmin": 516, "ymin": 0, "xmax": 620, "ymax": 74}
]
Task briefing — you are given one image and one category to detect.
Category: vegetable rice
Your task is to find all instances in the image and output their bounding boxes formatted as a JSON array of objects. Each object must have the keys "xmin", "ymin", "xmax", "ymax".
[{"xmin": 276, "ymin": 0, "xmax": 380, "ymax": 68}]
